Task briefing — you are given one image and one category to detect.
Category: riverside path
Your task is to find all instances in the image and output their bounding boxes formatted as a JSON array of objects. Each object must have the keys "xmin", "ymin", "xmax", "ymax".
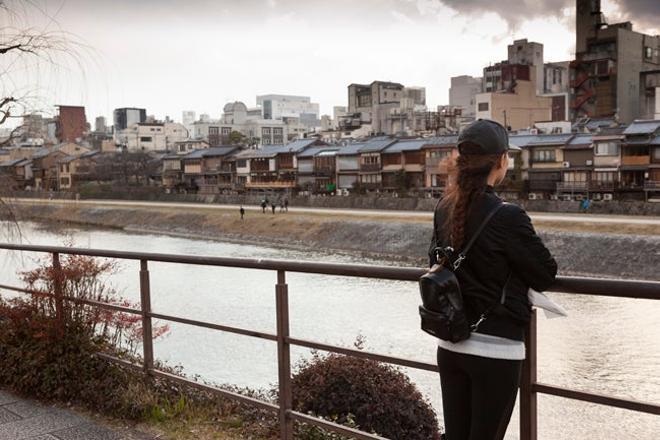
[
  {"xmin": 0, "ymin": 389, "xmax": 150, "ymax": 440},
  {"xmin": 11, "ymin": 198, "xmax": 660, "ymax": 226}
]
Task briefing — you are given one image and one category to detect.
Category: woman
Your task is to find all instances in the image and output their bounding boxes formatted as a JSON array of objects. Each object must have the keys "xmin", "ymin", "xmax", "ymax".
[{"xmin": 429, "ymin": 119, "xmax": 557, "ymax": 440}]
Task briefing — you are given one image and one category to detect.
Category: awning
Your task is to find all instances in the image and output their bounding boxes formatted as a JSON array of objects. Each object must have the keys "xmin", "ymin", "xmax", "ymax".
[{"xmin": 619, "ymin": 165, "xmax": 648, "ymax": 171}]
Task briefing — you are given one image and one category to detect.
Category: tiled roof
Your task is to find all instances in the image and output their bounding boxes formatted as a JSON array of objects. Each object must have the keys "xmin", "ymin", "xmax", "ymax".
[
  {"xmin": 0, "ymin": 158, "xmax": 30, "ymax": 167},
  {"xmin": 383, "ymin": 139, "xmax": 428, "ymax": 153},
  {"xmin": 297, "ymin": 146, "xmax": 340, "ymax": 158},
  {"xmin": 527, "ymin": 133, "xmax": 573, "ymax": 146},
  {"xmin": 565, "ymin": 133, "xmax": 593, "ymax": 149},
  {"xmin": 359, "ymin": 136, "xmax": 397, "ymax": 153},
  {"xmin": 508, "ymin": 135, "xmax": 538, "ymax": 148},
  {"xmin": 336, "ymin": 142, "xmax": 367, "ymax": 155},
  {"xmin": 184, "ymin": 146, "xmax": 238, "ymax": 159},
  {"xmin": 623, "ymin": 120, "xmax": 660, "ymax": 135},
  {"xmin": 422, "ymin": 135, "xmax": 459, "ymax": 147}
]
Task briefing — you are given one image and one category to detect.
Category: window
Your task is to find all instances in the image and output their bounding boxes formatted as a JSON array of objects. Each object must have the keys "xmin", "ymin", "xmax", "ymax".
[
  {"xmin": 209, "ymin": 127, "xmax": 219, "ymax": 135},
  {"xmin": 532, "ymin": 149, "xmax": 556, "ymax": 162},
  {"xmin": 644, "ymin": 46, "xmax": 653, "ymax": 59},
  {"xmin": 140, "ymin": 136, "xmax": 152, "ymax": 142},
  {"xmin": 563, "ymin": 171, "xmax": 587, "ymax": 182},
  {"xmin": 594, "ymin": 172, "xmax": 615, "ymax": 182},
  {"xmin": 654, "ymin": 147, "xmax": 660, "ymax": 160},
  {"xmin": 478, "ymin": 102, "xmax": 489, "ymax": 112},
  {"xmin": 237, "ymin": 159, "xmax": 247, "ymax": 168},
  {"xmin": 221, "ymin": 127, "xmax": 231, "ymax": 136},
  {"xmin": 595, "ymin": 141, "xmax": 619, "ymax": 156}
]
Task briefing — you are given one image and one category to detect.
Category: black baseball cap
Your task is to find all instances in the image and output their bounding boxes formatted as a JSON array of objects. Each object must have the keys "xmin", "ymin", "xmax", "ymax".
[{"xmin": 457, "ymin": 119, "xmax": 521, "ymax": 155}]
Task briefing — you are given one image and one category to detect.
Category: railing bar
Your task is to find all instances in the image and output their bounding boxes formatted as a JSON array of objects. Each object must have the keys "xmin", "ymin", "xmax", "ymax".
[
  {"xmin": 288, "ymin": 337, "xmax": 439, "ymax": 372},
  {"xmin": 151, "ymin": 369, "xmax": 280, "ymax": 413},
  {"xmin": 1, "ymin": 244, "xmax": 659, "ymax": 299},
  {"xmin": 534, "ymin": 383, "xmax": 660, "ymax": 415},
  {"xmin": 148, "ymin": 311, "xmax": 278, "ymax": 341},
  {"xmin": 97, "ymin": 353, "xmax": 280, "ymax": 412},
  {"xmin": 0, "ymin": 284, "xmax": 143, "ymax": 315},
  {"xmin": 289, "ymin": 411, "xmax": 388, "ymax": 440}
]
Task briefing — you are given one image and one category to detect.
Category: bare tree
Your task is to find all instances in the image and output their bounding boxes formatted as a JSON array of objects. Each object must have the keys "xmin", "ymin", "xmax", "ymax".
[{"xmin": 0, "ymin": 0, "xmax": 86, "ymax": 239}]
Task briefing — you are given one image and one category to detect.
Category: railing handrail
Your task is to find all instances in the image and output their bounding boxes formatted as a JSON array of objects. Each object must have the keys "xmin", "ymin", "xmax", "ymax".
[
  {"xmin": 1, "ymin": 242, "xmax": 660, "ymax": 440},
  {"xmin": 1, "ymin": 243, "xmax": 659, "ymax": 299}
]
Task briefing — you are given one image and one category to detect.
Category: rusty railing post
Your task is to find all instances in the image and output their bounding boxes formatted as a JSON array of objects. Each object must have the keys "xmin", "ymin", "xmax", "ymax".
[
  {"xmin": 139, "ymin": 259, "xmax": 154, "ymax": 374},
  {"xmin": 520, "ymin": 309, "xmax": 538, "ymax": 440},
  {"xmin": 52, "ymin": 252, "xmax": 64, "ymax": 326},
  {"xmin": 276, "ymin": 270, "xmax": 293, "ymax": 440}
]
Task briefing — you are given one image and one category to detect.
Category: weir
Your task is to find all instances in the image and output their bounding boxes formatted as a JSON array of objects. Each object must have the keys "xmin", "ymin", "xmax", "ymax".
[{"xmin": 0, "ymin": 243, "xmax": 659, "ymax": 439}]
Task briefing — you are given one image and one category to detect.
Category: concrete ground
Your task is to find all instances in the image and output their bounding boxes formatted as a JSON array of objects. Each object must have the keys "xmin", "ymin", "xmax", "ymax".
[{"xmin": 0, "ymin": 390, "xmax": 151, "ymax": 440}]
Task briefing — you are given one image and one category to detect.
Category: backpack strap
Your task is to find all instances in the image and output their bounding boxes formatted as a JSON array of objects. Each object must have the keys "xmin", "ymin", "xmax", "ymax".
[{"xmin": 452, "ymin": 202, "xmax": 505, "ymax": 270}]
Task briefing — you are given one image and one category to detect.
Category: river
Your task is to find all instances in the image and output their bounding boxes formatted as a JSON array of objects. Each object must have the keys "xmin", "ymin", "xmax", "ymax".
[{"xmin": 1, "ymin": 222, "xmax": 659, "ymax": 439}]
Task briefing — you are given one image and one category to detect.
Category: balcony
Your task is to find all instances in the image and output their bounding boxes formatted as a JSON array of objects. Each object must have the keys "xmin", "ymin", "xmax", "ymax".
[
  {"xmin": 246, "ymin": 180, "xmax": 296, "ymax": 189},
  {"xmin": 621, "ymin": 156, "xmax": 650, "ymax": 166},
  {"xmin": 556, "ymin": 182, "xmax": 589, "ymax": 191},
  {"xmin": 359, "ymin": 163, "xmax": 381, "ymax": 172},
  {"xmin": 644, "ymin": 181, "xmax": 660, "ymax": 191},
  {"xmin": 528, "ymin": 180, "xmax": 559, "ymax": 191}
]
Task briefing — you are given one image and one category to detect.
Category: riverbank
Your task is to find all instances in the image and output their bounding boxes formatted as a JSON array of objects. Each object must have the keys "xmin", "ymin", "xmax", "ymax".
[{"xmin": 6, "ymin": 200, "xmax": 660, "ymax": 281}]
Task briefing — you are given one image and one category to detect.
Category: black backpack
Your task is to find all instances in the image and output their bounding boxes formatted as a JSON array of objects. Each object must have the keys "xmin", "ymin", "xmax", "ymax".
[{"xmin": 418, "ymin": 203, "xmax": 504, "ymax": 342}]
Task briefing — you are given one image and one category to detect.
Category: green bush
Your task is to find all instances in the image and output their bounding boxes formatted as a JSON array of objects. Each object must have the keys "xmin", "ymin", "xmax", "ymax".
[{"xmin": 291, "ymin": 351, "xmax": 441, "ymax": 440}]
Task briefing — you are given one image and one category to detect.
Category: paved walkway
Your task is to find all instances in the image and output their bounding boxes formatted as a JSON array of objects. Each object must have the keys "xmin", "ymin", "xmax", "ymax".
[
  {"xmin": 12, "ymin": 197, "xmax": 660, "ymax": 225},
  {"xmin": 0, "ymin": 390, "xmax": 137, "ymax": 440}
]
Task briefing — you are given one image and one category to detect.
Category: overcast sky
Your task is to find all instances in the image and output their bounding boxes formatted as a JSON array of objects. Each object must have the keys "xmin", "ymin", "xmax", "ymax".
[{"xmin": 4, "ymin": 0, "xmax": 659, "ymax": 124}]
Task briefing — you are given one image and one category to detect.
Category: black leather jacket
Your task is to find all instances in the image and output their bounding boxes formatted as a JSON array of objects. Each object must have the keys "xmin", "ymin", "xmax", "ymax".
[{"xmin": 429, "ymin": 186, "xmax": 558, "ymax": 341}]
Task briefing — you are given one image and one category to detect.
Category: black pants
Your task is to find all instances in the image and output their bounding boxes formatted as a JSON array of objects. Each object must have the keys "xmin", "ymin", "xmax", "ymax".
[{"xmin": 437, "ymin": 347, "xmax": 522, "ymax": 440}]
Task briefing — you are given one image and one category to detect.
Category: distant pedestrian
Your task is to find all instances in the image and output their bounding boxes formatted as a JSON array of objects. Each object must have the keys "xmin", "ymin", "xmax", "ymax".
[
  {"xmin": 240, "ymin": 206, "xmax": 245, "ymax": 220},
  {"xmin": 581, "ymin": 198, "xmax": 591, "ymax": 212},
  {"xmin": 279, "ymin": 200, "xmax": 285, "ymax": 212},
  {"xmin": 271, "ymin": 203, "xmax": 276, "ymax": 215},
  {"xmin": 261, "ymin": 200, "xmax": 267, "ymax": 213},
  {"xmin": 284, "ymin": 198, "xmax": 289, "ymax": 212}
]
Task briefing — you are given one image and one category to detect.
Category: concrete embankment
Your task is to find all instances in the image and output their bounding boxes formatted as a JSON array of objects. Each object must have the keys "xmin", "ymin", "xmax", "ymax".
[{"xmin": 7, "ymin": 202, "xmax": 660, "ymax": 281}]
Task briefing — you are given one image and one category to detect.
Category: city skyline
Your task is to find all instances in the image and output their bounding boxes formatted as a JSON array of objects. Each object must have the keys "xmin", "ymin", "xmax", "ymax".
[{"xmin": 4, "ymin": 0, "xmax": 659, "ymax": 125}]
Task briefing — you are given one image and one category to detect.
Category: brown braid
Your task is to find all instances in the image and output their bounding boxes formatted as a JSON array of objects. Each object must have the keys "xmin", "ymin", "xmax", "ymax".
[{"xmin": 439, "ymin": 144, "xmax": 503, "ymax": 249}]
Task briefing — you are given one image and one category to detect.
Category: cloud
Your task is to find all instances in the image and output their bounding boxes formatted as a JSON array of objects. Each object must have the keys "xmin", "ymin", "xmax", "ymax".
[{"xmin": 609, "ymin": 0, "xmax": 660, "ymax": 33}]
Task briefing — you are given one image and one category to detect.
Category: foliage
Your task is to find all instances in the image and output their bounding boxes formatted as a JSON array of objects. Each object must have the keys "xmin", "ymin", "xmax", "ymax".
[
  {"xmin": 228, "ymin": 130, "xmax": 246, "ymax": 145},
  {"xmin": 19, "ymin": 251, "xmax": 168, "ymax": 354},
  {"xmin": 291, "ymin": 348, "xmax": 440, "ymax": 440}
]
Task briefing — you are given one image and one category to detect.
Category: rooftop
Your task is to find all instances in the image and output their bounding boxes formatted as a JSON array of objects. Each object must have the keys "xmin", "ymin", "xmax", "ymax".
[{"xmin": 623, "ymin": 120, "xmax": 660, "ymax": 136}]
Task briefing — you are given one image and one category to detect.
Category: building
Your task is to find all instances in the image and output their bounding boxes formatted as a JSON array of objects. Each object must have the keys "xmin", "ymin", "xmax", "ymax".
[
  {"xmin": 94, "ymin": 116, "xmax": 107, "ymax": 133},
  {"xmin": 380, "ymin": 139, "xmax": 427, "ymax": 190},
  {"xmin": 0, "ymin": 158, "xmax": 33, "ymax": 189},
  {"xmin": 449, "ymin": 75, "xmax": 482, "ymax": 119},
  {"xmin": 336, "ymin": 142, "xmax": 366, "ymax": 191},
  {"xmin": 296, "ymin": 144, "xmax": 339, "ymax": 192},
  {"xmin": 543, "ymin": 61, "xmax": 570, "ymax": 95},
  {"xmin": 182, "ymin": 111, "xmax": 196, "ymax": 135},
  {"xmin": 118, "ymin": 122, "xmax": 188, "ymax": 152},
  {"xmin": 640, "ymin": 70, "xmax": 660, "ymax": 120},
  {"xmin": 507, "ymin": 39, "xmax": 544, "ymax": 95},
  {"xmin": 256, "ymin": 94, "xmax": 320, "ymax": 129},
  {"xmin": 572, "ymin": 0, "xmax": 660, "ymax": 123},
  {"xmin": 55, "ymin": 105, "xmax": 87, "ymax": 143},
  {"xmin": 173, "ymin": 139, "xmax": 210, "ymax": 155},
  {"xmin": 113, "ymin": 107, "xmax": 147, "ymax": 132},
  {"xmin": 423, "ymin": 135, "xmax": 459, "ymax": 191},
  {"xmin": 621, "ymin": 120, "xmax": 659, "ymax": 196},
  {"xmin": 214, "ymin": 101, "xmax": 287, "ymax": 146},
  {"xmin": 475, "ymin": 69, "xmax": 554, "ymax": 130},
  {"xmin": 523, "ymin": 133, "xmax": 574, "ymax": 197},
  {"xmin": 57, "ymin": 150, "xmax": 100, "ymax": 190},
  {"xmin": 180, "ymin": 146, "xmax": 239, "ymax": 193}
]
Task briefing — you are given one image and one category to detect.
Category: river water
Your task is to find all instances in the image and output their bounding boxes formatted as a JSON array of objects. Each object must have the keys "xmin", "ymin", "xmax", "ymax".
[{"xmin": 0, "ymin": 222, "xmax": 658, "ymax": 439}]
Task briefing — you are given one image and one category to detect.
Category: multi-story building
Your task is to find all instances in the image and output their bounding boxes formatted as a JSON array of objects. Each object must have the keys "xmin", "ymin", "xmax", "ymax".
[
  {"xmin": 57, "ymin": 150, "xmax": 100, "ymax": 190},
  {"xmin": 572, "ymin": 0, "xmax": 660, "ymax": 123},
  {"xmin": 423, "ymin": 135, "xmax": 459, "ymax": 191},
  {"xmin": 0, "ymin": 158, "xmax": 33, "ymax": 189},
  {"xmin": 507, "ymin": 39, "xmax": 544, "ymax": 95},
  {"xmin": 55, "ymin": 105, "xmax": 87, "ymax": 143},
  {"xmin": 556, "ymin": 133, "xmax": 594, "ymax": 196},
  {"xmin": 296, "ymin": 144, "xmax": 339, "ymax": 192},
  {"xmin": 449, "ymin": 76, "xmax": 482, "ymax": 119},
  {"xmin": 180, "ymin": 146, "xmax": 239, "ymax": 193},
  {"xmin": 621, "ymin": 120, "xmax": 659, "ymax": 196},
  {"xmin": 118, "ymin": 122, "xmax": 188, "ymax": 152},
  {"xmin": 94, "ymin": 116, "xmax": 107, "ymax": 133},
  {"xmin": 380, "ymin": 139, "xmax": 427, "ymax": 190},
  {"xmin": 523, "ymin": 133, "xmax": 574, "ymax": 197},
  {"xmin": 256, "ymin": 94, "xmax": 320, "ymax": 129},
  {"xmin": 182, "ymin": 111, "xmax": 196, "ymax": 135},
  {"xmin": 475, "ymin": 70, "xmax": 554, "ymax": 130},
  {"xmin": 592, "ymin": 126, "xmax": 625, "ymax": 195},
  {"xmin": 336, "ymin": 142, "xmax": 366, "ymax": 191},
  {"xmin": 113, "ymin": 107, "xmax": 146, "ymax": 132}
]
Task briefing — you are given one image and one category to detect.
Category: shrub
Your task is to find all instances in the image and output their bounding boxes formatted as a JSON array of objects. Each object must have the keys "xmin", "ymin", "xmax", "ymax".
[{"xmin": 291, "ymin": 351, "xmax": 440, "ymax": 440}]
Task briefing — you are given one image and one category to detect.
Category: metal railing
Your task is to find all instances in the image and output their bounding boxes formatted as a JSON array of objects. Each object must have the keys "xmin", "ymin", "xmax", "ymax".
[{"xmin": 0, "ymin": 243, "xmax": 659, "ymax": 439}]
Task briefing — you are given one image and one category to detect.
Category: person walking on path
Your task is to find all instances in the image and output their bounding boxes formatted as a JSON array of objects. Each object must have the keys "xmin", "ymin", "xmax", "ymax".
[
  {"xmin": 427, "ymin": 119, "xmax": 557, "ymax": 440},
  {"xmin": 284, "ymin": 198, "xmax": 289, "ymax": 212},
  {"xmin": 279, "ymin": 200, "xmax": 285, "ymax": 212},
  {"xmin": 261, "ymin": 200, "xmax": 267, "ymax": 213},
  {"xmin": 271, "ymin": 203, "xmax": 276, "ymax": 215},
  {"xmin": 240, "ymin": 206, "xmax": 245, "ymax": 220}
]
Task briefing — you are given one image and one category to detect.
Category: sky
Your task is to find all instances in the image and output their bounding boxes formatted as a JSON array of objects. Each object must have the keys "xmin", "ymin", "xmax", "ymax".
[{"xmin": 2, "ymin": 0, "xmax": 659, "ymax": 125}]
